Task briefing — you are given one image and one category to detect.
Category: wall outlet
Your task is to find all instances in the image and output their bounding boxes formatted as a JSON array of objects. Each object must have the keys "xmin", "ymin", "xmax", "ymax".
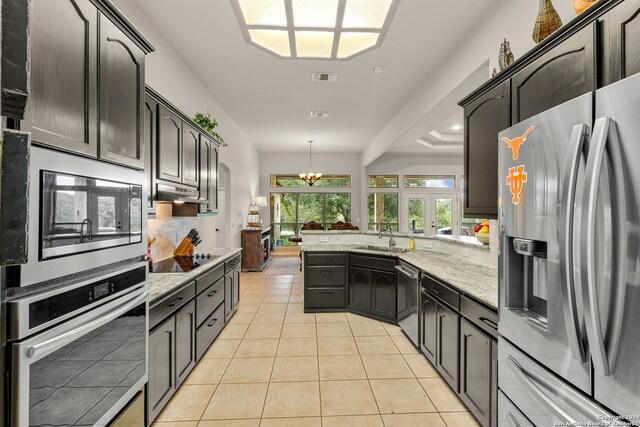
[
  {"xmin": 320, "ymin": 237, "xmax": 329, "ymax": 242},
  {"xmin": 422, "ymin": 241, "xmax": 433, "ymax": 249},
  {"xmin": 462, "ymin": 249, "xmax": 470, "ymax": 258}
]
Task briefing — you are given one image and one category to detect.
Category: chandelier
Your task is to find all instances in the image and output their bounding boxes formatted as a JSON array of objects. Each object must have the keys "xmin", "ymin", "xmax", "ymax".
[{"xmin": 299, "ymin": 140, "xmax": 322, "ymax": 186}]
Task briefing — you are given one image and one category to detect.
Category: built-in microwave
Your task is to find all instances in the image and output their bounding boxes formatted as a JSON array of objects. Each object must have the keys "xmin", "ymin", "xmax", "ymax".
[{"xmin": 13, "ymin": 146, "xmax": 148, "ymax": 287}]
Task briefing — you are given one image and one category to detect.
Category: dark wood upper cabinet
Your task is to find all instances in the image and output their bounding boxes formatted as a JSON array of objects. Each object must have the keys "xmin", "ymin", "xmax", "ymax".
[
  {"xmin": 512, "ymin": 23, "xmax": 596, "ymax": 123},
  {"xmin": 157, "ymin": 106, "xmax": 182, "ymax": 183},
  {"xmin": 199, "ymin": 138, "xmax": 210, "ymax": 210},
  {"xmin": 181, "ymin": 126, "xmax": 199, "ymax": 187},
  {"xmin": 463, "ymin": 80, "xmax": 510, "ymax": 219},
  {"xmin": 98, "ymin": 15, "xmax": 145, "ymax": 169},
  {"xmin": 371, "ymin": 270, "xmax": 396, "ymax": 320},
  {"xmin": 23, "ymin": 0, "xmax": 98, "ymax": 157},
  {"xmin": 608, "ymin": 0, "xmax": 640, "ymax": 84},
  {"xmin": 144, "ymin": 95, "xmax": 157, "ymax": 212}
]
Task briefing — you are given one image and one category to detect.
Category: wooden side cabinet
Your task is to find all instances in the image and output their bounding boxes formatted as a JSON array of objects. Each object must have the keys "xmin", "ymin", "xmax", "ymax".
[
  {"xmin": 241, "ymin": 229, "xmax": 272, "ymax": 271},
  {"xmin": 460, "ymin": 318, "xmax": 492, "ymax": 427},
  {"xmin": 421, "ymin": 292, "xmax": 437, "ymax": 364},
  {"xmin": 436, "ymin": 303, "xmax": 460, "ymax": 392},
  {"xmin": 463, "ymin": 80, "xmax": 510, "ymax": 219},
  {"xmin": 371, "ymin": 269, "xmax": 397, "ymax": 321},
  {"xmin": 349, "ymin": 266, "xmax": 372, "ymax": 314},
  {"xmin": 175, "ymin": 300, "xmax": 196, "ymax": 387}
]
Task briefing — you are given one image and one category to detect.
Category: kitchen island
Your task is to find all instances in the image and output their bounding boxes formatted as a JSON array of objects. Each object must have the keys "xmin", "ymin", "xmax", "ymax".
[{"xmin": 302, "ymin": 234, "xmax": 499, "ymax": 427}]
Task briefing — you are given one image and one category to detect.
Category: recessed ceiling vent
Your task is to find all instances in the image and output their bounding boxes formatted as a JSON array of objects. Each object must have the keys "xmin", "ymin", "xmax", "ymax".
[
  {"xmin": 310, "ymin": 111, "xmax": 329, "ymax": 118},
  {"xmin": 311, "ymin": 72, "xmax": 338, "ymax": 82}
]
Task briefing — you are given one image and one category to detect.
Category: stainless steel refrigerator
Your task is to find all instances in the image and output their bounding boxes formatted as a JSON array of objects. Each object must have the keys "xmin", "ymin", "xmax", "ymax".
[{"xmin": 497, "ymin": 72, "xmax": 640, "ymax": 426}]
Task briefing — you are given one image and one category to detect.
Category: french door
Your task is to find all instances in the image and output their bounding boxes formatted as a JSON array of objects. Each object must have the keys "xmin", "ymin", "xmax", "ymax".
[{"xmin": 402, "ymin": 193, "xmax": 459, "ymax": 236}]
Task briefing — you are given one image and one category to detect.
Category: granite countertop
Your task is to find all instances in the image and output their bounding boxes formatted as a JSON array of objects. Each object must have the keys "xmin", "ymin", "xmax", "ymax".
[
  {"xmin": 303, "ymin": 244, "xmax": 498, "ymax": 309},
  {"xmin": 146, "ymin": 248, "xmax": 242, "ymax": 304}
]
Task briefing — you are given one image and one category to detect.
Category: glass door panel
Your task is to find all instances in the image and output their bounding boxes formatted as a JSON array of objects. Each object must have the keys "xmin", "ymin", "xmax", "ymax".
[
  {"xmin": 407, "ymin": 197, "xmax": 426, "ymax": 233},
  {"xmin": 433, "ymin": 196, "xmax": 454, "ymax": 235}
]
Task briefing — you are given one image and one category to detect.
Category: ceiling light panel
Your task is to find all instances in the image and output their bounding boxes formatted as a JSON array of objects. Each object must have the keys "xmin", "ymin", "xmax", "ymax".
[
  {"xmin": 249, "ymin": 29, "xmax": 291, "ymax": 56},
  {"xmin": 233, "ymin": 0, "xmax": 398, "ymax": 60},
  {"xmin": 338, "ymin": 32, "xmax": 379, "ymax": 58},
  {"xmin": 342, "ymin": 0, "xmax": 393, "ymax": 29},
  {"xmin": 293, "ymin": 0, "xmax": 339, "ymax": 28},
  {"xmin": 238, "ymin": 0, "xmax": 287, "ymax": 26},
  {"xmin": 295, "ymin": 31, "xmax": 334, "ymax": 58}
]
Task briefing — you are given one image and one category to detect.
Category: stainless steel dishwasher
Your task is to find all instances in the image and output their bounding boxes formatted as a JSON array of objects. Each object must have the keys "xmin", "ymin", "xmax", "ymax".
[{"xmin": 395, "ymin": 261, "xmax": 420, "ymax": 347}]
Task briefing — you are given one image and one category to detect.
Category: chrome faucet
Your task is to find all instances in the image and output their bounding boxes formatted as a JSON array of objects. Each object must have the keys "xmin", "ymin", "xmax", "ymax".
[
  {"xmin": 378, "ymin": 220, "xmax": 396, "ymax": 248},
  {"xmin": 79, "ymin": 218, "xmax": 93, "ymax": 243}
]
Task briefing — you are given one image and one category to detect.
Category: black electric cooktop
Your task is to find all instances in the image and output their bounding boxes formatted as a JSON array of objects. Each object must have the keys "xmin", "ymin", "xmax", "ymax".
[{"xmin": 150, "ymin": 254, "xmax": 219, "ymax": 273}]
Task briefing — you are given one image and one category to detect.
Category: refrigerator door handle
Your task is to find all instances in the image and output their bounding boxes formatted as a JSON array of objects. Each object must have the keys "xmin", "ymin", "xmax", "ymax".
[
  {"xmin": 580, "ymin": 117, "xmax": 628, "ymax": 378},
  {"xmin": 559, "ymin": 123, "xmax": 589, "ymax": 363},
  {"xmin": 506, "ymin": 356, "xmax": 578, "ymax": 424}
]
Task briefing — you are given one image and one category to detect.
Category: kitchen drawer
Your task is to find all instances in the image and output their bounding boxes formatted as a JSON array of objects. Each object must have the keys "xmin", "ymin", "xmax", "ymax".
[
  {"xmin": 196, "ymin": 264, "xmax": 224, "ymax": 294},
  {"xmin": 307, "ymin": 266, "xmax": 346, "ymax": 288},
  {"xmin": 422, "ymin": 274, "xmax": 459, "ymax": 311},
  {"xmin": 306, "ymin": 253, "xmax": 346, "ymax": 266},
  {"xmin": 225, "ymin": 255, "xmax": 241, "ymax": 273},
  {"xmin": 461, "ymin": 295, "xmax": 498, "ymax": 339},
  {"xmin": 150, "ymin": 281, "xmax": 196, "ymax": 330},
  {"xmin": 306, "ymin": 288, "xmax": 346, "ymax": 310},
  {"xmin": 196, "ymin": 277, "xmax": 225, "ymax": 327},
  {"xmin": 196, "ymin": 302, "xmax": 225, "ymax": 360},
  {"xmin": 349, "ymin": 254, "xmax": 396, "ymax": 272}
]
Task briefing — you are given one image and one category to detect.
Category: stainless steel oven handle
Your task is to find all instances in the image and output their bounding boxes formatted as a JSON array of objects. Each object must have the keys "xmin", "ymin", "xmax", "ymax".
[
  {"xmin": 506, "ymin": 356, "xmax": 577, "ymax": 424},
  {"xmin": 580, "ymin": 117, "xmax": 627, "ymax": 377},
  {"xmin": 395, "ymin": 265, "xmax": 417, "ymax": 279},
  {"xmin": 506, "ymin": 413, "xmax": 522, "ymax": 427},
  {"xmin": 559, "ymin": 123, "xmax": 588, "ymax": 363},
  {"xmin": 26, "ymin": 290, "xmax": 148, "ymax": 359}
]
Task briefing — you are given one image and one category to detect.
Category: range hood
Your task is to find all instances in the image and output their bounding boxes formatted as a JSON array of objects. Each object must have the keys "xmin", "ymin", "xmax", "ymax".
[{"xmin": 156, "ymin": 183, "xmax": 207, "ymax": 204}]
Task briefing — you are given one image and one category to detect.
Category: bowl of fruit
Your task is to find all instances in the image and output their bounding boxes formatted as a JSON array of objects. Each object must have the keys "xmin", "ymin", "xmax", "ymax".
[{"xmin": 474, "ymin": 221, "xmax": 490, "ymax": 245}]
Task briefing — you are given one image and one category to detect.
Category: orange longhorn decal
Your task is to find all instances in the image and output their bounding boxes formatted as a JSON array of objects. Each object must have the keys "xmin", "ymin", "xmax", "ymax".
[{"xmin": 502, "ymin": 126, "xmax": 536, "ymax": 160}]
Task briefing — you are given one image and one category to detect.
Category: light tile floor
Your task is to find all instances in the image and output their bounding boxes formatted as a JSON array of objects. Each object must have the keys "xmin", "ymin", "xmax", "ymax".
[{"xmin": 152, "ymin": 257, "xmax": 480, "ymax": 427}]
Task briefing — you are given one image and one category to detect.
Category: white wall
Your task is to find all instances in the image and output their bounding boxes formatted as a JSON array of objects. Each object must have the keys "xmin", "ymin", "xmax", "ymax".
[
  {"xmin": 363, "ymin": 152, "xmax": 464, "ymax": 230},
  {"xmin": 259, "ymin": 152, "xmax": 362, "ymax": 227},
  {"xmin": 112, "ymin": 0, "xmax": 260, "ymax": 249},
  {"xmin": 362, "ymin": 0, "xmax": 576, "ymax": 166}
]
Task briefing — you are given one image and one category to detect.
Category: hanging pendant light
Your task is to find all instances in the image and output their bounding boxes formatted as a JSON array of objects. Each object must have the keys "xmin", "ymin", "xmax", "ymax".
[{"xmin": 299, "ymin": 140, "xmax": 323, "ymax": 186}]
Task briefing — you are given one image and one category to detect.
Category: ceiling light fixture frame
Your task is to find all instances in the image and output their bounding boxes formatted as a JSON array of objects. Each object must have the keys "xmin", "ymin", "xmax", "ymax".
[{"xmin": 231, "ymin": 0, "xmax": 400, "ymax": 60}]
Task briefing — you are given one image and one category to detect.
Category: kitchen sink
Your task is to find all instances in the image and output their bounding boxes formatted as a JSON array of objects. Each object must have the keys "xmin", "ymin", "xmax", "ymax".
[{"xmin": 356, "ymin": 245, "xmax": 409, "ymax": 253}]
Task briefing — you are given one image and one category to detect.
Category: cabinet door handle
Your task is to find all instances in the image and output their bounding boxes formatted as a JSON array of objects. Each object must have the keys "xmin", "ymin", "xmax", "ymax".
[
  {"xmin": 433, "ymin": 288, "xmax": 443, "ymax": 295},
  {"xmin": 480, "ymin": 317, "xmax": 498, "ymax": 330},
  {"xmin": 207, "ymin": 318, "xmax": 218, "ymax": 327},
  {"xmin": 320, "ymin": 292, "xmax": 334, "ymax": 295},
  {"xmin": 167, "ymin": 297, "xmax": 184, "ymax": 307},
  {"xmin": 507, "ymin": 413, "xmax": 522, "ymax": 427},
  {"xmin": 320, "ymin": 271, "xmax": 333, "ymax": 275},
  {"xmin": 319, "ymin": 259, "xmax": 331, "ymax": 263},
  {"xmin": 207, "ymin": 290, "xmax": 218, "ymax": 297}
]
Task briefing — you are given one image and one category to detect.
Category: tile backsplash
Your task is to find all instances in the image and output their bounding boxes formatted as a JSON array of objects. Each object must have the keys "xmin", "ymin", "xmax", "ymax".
[{"xmin": 148, "ymin": 215, "xmax": 217, "ymax": 261}]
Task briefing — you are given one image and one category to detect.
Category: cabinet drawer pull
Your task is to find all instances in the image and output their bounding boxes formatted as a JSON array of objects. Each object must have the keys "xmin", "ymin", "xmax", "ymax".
[
  {"xmin": 507, "ymin": 413, "xmax": 522, "ymax": 427},
  {"xmin": 207, "ymin": 290, "xmax": 218, "ymax": 297},
  {"xmin": 480, "ymin": 317, "xmax": 498, "ymax": 330},
  {"xmin": 207, "ymin": 318, "xmax": 218, "ymax": 327},
  {"xmin": 432, "ymin": 288, "xmax": 443, "ymax": 295},
  {"xmin": 320, "ymin": 271, "xmax": 334, "ymax": 275},
  {"xmin": 167, "ymin": 297, "xmax": 184, "ymax": 307},
  {"xmin": 319, "ymin": 258, "xmax": 332, "ymax": 263},
  {"xmin": 320, "ymin": 292, "xmax": 334, "ymax": 295}
]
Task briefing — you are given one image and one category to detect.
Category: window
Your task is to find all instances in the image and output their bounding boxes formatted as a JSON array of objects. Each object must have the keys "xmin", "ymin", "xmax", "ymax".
[
  {"xmin": 368, "ymin": 175, "xmax": 398, "ymax": 188},
  {"xmin": 270, "ymin": 192, "xmax": 351, "ymax": 245},
  {"xmin": 270, "ymin": 174, "xmax": 351, "ymax": 187},
  {"xmin": 368, "ymin": 193, "xmax": 398, "ymax": 231},
  {"xmin": 403, "ymin": 175, "xmax": 455, "ymax": 188}
]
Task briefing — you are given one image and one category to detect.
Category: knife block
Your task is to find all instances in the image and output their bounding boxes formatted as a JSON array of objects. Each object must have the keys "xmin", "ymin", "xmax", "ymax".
[{"xmin": 174, "ymin": 237, "xmax": 194, "ymax": 256}]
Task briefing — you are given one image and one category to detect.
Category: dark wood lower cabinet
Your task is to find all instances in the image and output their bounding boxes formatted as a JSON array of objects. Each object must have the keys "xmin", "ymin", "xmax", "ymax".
[
  {"xmin": 371, "ymin": 269, "xmax": 396, "ymax": 320},
  {"xmin": 175, "ymin": 300, "xmax": 196, "ymax": 386},
  {"xmin": 148, "ymin": 316, "xmax": 175, "ymax": 421},
  {"xmin": 421, "ymin": 292, "xmax": 437, "ymax": 364},
  {"xmin": 348, "ymin": 266, "xmax": 372, "ymax": 313},
  {"xmin": 436, "ymin": 303, "xmax": 460, "ymax": 392},
  {"xmin": 460, "ymin": 318, "xmax": 492, "ymax": 427}
]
